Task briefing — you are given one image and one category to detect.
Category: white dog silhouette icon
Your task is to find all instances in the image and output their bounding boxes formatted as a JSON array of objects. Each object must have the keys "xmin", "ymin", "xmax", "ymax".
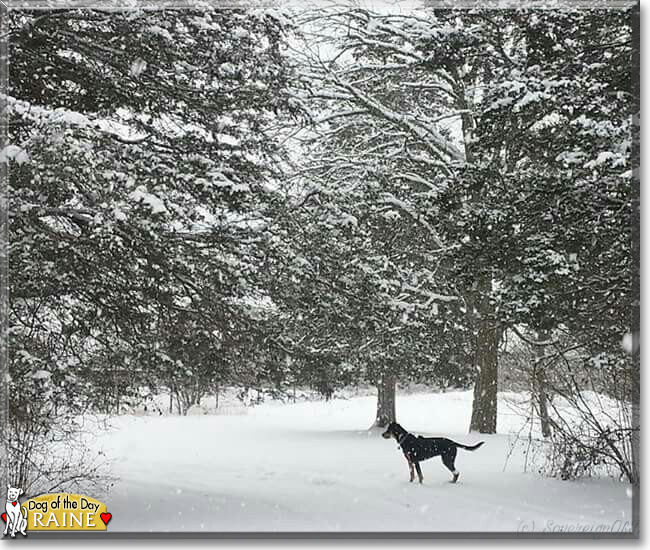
[{"xmin": 4, "ymin": 485, "xmax": 27, "ymax": 538}]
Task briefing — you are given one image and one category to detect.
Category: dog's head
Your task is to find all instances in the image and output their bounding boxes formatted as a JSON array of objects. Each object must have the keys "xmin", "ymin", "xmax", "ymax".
[
  {"xmin": 381, "ymin": 422, "xmax": 405, "ymax": 440},
  {"xmin": 7, "ymin": 485, "xmax": 23, "ymax": 502}
]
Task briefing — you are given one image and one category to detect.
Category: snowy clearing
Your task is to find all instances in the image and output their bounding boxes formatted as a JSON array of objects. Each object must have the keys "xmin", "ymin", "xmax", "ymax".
[{"xmin": 93, "ymin": 390, "xmax": 633, "ymax": 533}]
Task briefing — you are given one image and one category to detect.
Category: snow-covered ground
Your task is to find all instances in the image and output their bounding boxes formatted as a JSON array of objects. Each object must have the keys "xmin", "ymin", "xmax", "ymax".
[{"xmin": 94, "ymin": 391, "xmax": 634, "ymax": 533}]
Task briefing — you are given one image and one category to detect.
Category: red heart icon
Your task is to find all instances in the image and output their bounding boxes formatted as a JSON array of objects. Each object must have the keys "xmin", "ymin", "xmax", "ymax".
[
  {"xmin": 100, "ymin": 512, "xmax": 112, "ymax": 526},
  {"xmin": 1, "ymin": 513, "xmax": 5, "ymax": 523}
]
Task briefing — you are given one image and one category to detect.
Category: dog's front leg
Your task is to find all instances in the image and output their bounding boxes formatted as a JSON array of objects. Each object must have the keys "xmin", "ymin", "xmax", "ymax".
[
  {"xmin": 414, "ymin": 462, "xmax": 423, "ymax": 484},
  {"xmin": 406, "ymin": 456, "xmax": 415, "ymax": 482}
]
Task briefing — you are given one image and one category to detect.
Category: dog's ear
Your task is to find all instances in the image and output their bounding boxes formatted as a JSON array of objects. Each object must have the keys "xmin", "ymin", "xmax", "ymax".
[
  {"xmin": 6, "ymin": 484, "xmax": 10, "ymax": 490},
  {"xmin": 19, "ymin": 489, "xmax": 23, "ymax": 495}
]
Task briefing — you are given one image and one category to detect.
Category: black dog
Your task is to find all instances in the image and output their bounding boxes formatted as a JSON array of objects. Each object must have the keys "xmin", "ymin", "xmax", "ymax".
[{"xmin": 382, "ymin": 422, "xmax": 484, "ymax": 484}]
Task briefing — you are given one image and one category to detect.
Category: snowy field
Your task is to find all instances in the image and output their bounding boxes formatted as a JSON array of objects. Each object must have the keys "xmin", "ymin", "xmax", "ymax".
[{"xmin": 94, "ymin": 391, "xmax": 634, "ymax": 534}]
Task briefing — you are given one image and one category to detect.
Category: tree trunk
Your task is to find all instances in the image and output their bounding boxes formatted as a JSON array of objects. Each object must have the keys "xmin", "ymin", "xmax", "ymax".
[
  {"xmin": 374, "ymin": 374, "xmax": 396, "ymax": 428},
  {"xmin": 535, "ymin": 370, "xmax": 552, "ymax": 438},
  {"xmin": 459, "ymin": 68, "xmax": 500, "ymax": 435},
  {"xmin": 534, "ymin": 331, "xmax": 552, "ymax": 438},
  {"xmin": 469, "ymin": 317, "xmax": 498, "ymax": 433}
]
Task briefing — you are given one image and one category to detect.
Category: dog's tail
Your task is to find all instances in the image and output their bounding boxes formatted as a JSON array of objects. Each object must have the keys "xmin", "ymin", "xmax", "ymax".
[
  {"xmin": 453, "ymin": 440, "xmax": 485, "ymax": 451},
  {"xmin": 21, "ymin": 506, "xmax": 27, "ymax": 519}
]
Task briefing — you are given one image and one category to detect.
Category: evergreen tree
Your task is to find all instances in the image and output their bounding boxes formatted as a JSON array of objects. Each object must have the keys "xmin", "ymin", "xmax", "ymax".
[{"xmin": 5, "ymin": 6, "xmax": 304, "ymax": 491}]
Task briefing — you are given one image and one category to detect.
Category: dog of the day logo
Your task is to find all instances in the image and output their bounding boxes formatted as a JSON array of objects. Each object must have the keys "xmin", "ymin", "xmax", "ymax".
[{"xmin": 2, "ymin": 485, "xmax": 112, "ymax": 536}]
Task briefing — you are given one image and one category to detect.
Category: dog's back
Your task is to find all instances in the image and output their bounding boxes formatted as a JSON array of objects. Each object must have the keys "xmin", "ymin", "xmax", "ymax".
[{"xmin": 414, "ymin": 435, "xmax": 454, "ymax": 461}]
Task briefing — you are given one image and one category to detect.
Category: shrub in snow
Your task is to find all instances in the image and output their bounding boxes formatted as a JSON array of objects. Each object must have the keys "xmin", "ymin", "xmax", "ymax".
[{"xmin": 4, "ymin": 343, "xmax": 110, "ymax": 498}]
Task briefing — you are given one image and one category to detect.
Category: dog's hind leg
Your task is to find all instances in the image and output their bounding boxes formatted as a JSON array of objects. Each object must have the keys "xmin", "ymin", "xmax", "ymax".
[
  {"xmin": 414, "ymin": 462, "xmax": 423, "ymax": 484},
  {"xmin": 442, "ymin": 448, "xmax": 459, "ymax": 483}
]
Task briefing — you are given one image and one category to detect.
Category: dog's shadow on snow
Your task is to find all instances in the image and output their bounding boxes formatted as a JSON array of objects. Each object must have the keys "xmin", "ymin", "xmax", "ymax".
[{"xmin": 396, "ymin": 480, "xmax": 471, "ymax": 490}]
